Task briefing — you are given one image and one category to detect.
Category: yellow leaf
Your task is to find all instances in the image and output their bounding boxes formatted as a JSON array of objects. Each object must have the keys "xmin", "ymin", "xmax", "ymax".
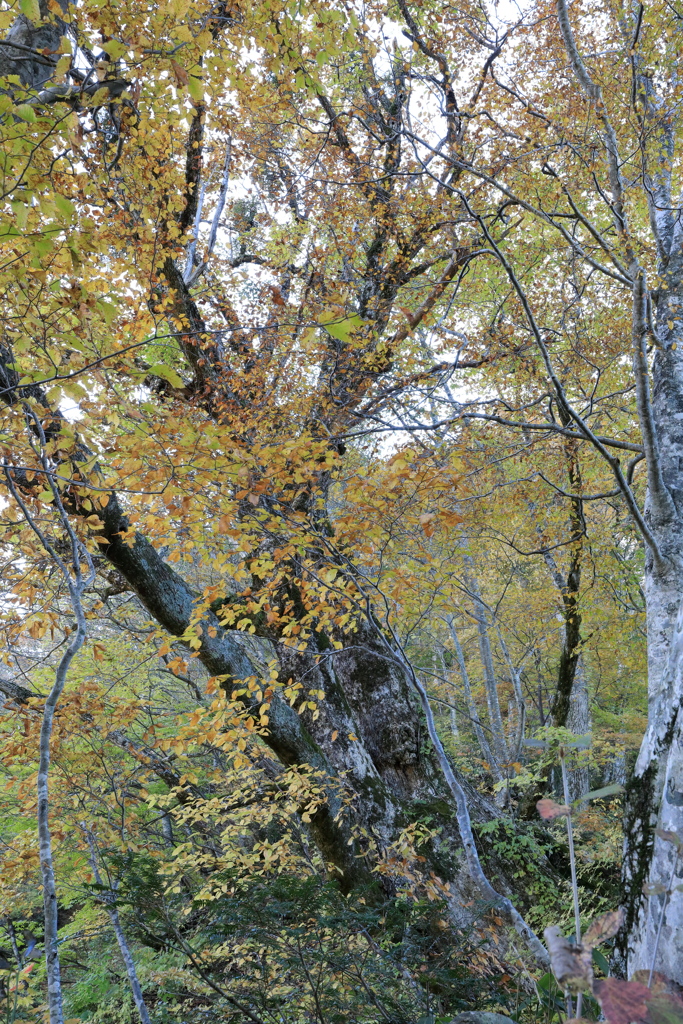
[{"xmin": 55, "ymin": 53, "xmax": 71, "ymax": 79}]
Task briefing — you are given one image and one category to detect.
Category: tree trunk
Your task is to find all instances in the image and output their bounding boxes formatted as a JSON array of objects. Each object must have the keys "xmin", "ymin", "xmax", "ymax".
[
  {"xmin": 446, "ymin": 616, "xmax": 502, "ymax": 785},
  {"xmin": 462, "ymin": 561, "xmax": 509, "ymax": 768},
  {"xmin": 86, "ymin": 835, "xmax": 152, "ymax": 1024},
  {"xmin": 623, "ymin": 307, "xmax": 683, "ymax": 980},
  {"xmin": 566, "ymin": 658, "xmax": 591, "ymax": 804},
  {"xmin": 552, "ymin": 0, "xmax": 683, "ymax": 978}
]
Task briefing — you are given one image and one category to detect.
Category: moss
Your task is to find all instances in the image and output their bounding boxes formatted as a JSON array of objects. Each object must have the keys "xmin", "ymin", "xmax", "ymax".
[
  {"xmin": 407, "ymin": 796, "xmax": 455, "ymax": 823},
  {"xmin": 619, "ymin": 758, "xmax": 658, "ymax": 958},
  {"xmin": 315, "ymin": 629, "xmax": 332, "ymax": 652}
]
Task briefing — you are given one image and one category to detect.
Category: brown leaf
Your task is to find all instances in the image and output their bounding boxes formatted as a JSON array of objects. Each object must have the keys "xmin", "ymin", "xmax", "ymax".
[
  {"xmin": 633, "ymin": 972, "xmax": 683, "ymax": 998},
  {"xmin": 583, "ymin": 909, "xmax": 624, "ymax": 949},
  {"xmin": 537, "ymin": 798, "xmax": 570, "ymax": 819},
  {"xmin": 594, "ymin": 978, "xmax": 650, "ymax": 1024},
  {"xmin": 170, "ymin": 60, "xmax": 189, "ymax": 87},
  {"xmin": 632, "ymin": 970, "xmax": 683, "ymax": 1024}
]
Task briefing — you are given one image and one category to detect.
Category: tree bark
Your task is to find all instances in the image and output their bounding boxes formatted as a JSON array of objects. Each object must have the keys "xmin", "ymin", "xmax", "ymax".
[
  {"xmin": 462, "ymin": 558, "xmax": 509, "ymax": 768},
  {"xmin": 623, "ymin": 349, "xmax": 683, "ymax": 979},
  {"xmin": 86, "ymin": 835, "xmax": 152, "ymax": 1024}
]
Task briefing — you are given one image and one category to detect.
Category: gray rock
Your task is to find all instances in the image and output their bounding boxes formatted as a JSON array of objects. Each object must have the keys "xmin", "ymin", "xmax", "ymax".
[{"xmin": 449, "ymin": 1013, "xmax": 513, "ymax": 1024}]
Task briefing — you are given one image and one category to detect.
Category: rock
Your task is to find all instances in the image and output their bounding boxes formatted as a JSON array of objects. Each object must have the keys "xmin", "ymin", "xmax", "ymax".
[{"xmin": 449, "ymin": 1013, "xmax": 513, "ymax": 1024}]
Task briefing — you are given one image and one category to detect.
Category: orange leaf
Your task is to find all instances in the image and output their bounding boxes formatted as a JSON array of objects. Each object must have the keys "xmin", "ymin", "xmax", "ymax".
[{"xmin": 537, "ymin": 798, "xmax": 570, "ymax": 819}]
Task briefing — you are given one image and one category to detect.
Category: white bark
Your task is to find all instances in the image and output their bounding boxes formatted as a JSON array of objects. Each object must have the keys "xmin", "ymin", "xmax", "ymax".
[
  {"xmin": 552, "ymin": 0, "xmax": 683, "ymax": 979},
  {"xmin": 462, "ymin": 560, "xmax": 509, "ymax": 766},
  {"xmin": 391, "ymin": 641, "xmax": 551, "ymax": 969},
  {"xmin": 445, "ymin": 615, "xmax": 502, "ymax": 783},
  {"xmin": 3, "ymin": 414, "xmax": 95, "ymax": 1023},
  {"xmin": 494, "ymin": 623, "xmax": 527, "ymax": 761},
  {"xmin": 566, "ymin": 658, "xmax": 591, "ymax": 804},
  {"xmin": 626, "ymin": 590, "xmax": 683, "ymax": 979},
  {"xmin": 86, "ymin": 835, "xmax": 152, "ymax": 1024},
  {"xmin": 38, "ymin": 632, "xmax": 84, "ymax": 1024}
]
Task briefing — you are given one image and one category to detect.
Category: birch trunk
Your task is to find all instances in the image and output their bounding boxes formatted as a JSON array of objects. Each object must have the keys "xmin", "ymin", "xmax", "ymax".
[
  {"xmin": 445, "ymin": 616, "xmax": 502, "ymax": 785},
  {"xmin": 462, "ymin": 562, "xmax": 509, "ymax": 767},
  {"xmin": 553, "ymin": 0, "xmax": 683, "ymax": 978},
  {"xmin": 623, "ymin": 389, "xmax": 683, "ymax": 979},
  {"xmin": 86, "ymin": 836, "xmax": 152, "ymax": 1024},
  {"xmin": 4, "ymin": 453, "xmax": 94, "ymax": 1022}
]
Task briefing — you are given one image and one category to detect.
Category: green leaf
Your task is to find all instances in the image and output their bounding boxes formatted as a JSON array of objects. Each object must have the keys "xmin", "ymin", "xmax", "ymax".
[
  {"xmin": 11, "ymin": 202, "xmax": 28, "ymax": 231},
  {"xmin": 63, "ymin": 381, "xmax": 87, "ymax": 400},
  {"xmin": 593, "ymin": 948, "xmax": 610, "ymax": 975},
  {"xmin": 20, "ymin": 0, "xmax": 40, "ymax": 21},
  {"xmin": 578, "ymin": 784, "xmax": 624, "ymax": 805},
  {"xmin": 187, "ymin": 76, "xmax": 203, "ymax": 104},
  {"xmin": 15, "ymin": 104, "xmax": 36, "ymax": 122},
  {"xmin": 96, "ymin": 300, "xmax": 117, "ymax": 325},
  {"xmin": 101, "ymin": 39, "xmax": 128, "ymax": 59},
  {"xmin": 89, "ymin": 86, "xmax": 112, "ymax": 106},
  {"xmin": 149, "ymin": 363, "xmax": 184, "ymax": 388},
  {"xmin": 54, "ymin": 194, "xmax": 75, "ymax": 220},
  {"xmin": 319, "ymin": 313, "xmax": 363, "ymax": 344}
]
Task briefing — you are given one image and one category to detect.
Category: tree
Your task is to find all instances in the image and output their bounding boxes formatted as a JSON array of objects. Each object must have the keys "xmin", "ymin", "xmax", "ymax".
[{"xmin": 0, "ymin": 0, "xmax": 677, "ymax": 994}]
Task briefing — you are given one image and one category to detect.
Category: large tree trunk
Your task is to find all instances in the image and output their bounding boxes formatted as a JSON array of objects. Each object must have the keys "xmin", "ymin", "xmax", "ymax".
[
  {"xmin": 623, "ymin": 341, "xmax": 683, "ymax": 980},
  {"xmin": 552, "ymin": 0, "xmax": 683, "ymax": 979},
  {"xmin": 100, "ymin": 506, "xmax": 501, "ymax": 903}
]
